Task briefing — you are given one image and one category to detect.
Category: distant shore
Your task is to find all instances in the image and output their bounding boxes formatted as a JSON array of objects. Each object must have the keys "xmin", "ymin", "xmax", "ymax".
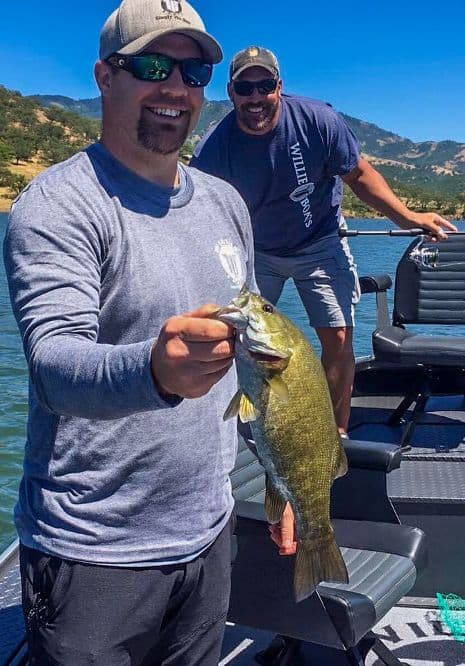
[
  {"xmin": 0, "ymin": 197, "xmax": 13, "ymax": 213},
  {"xmin": 1, "ymin": 196, "xmax": 460, "ymax": 221},
  {"xmin": 0, "ymin": 173, "xmax": 461, "ymax": 221}
]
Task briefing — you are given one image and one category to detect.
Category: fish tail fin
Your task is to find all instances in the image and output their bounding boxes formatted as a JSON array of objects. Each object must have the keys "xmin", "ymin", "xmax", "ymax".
[{"xmin": 294, "ymin": 536, "xmax": 349, "ymax": 603}]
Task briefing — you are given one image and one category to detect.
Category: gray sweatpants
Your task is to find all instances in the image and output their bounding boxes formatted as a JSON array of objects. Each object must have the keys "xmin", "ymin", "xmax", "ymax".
[{"xmin": 20, "ymin": 521, "xmax": 232, "ymax": 665}]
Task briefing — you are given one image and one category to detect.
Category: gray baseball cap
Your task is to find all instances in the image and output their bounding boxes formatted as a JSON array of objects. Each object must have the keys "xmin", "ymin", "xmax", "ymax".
[
  {"xmin": 229, "ymin": 46, "xmax": 280, "ymax": 80},
  {"xmin": 99, "ymin": 0, "xmax": 223, "ymax": 63}
]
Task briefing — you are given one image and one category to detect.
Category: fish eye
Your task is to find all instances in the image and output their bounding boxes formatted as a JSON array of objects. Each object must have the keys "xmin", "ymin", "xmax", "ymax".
[{"xmin": 262, "ymin": 304, "xmax": 274, "ymax": 314}]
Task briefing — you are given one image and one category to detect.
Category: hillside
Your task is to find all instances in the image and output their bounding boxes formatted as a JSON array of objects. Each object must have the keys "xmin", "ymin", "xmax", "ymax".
[
  {"xmin": 30, "ymin": 92, "xmax": 465, "ymax": 218},
  {"xmin": 0, "ymin": 86, "xmax": 100, "ymax": 211},
  {"xmin": 28, "ymin": 93, "xmax": 233, "ymax": 142},
  {"xmin": 0, "ymin": 85, "xmax": 463, "ymax": 217}
]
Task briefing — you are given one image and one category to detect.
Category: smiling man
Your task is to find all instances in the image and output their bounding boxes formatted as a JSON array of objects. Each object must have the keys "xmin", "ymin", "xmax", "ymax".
[
  {"xmin": 192, "ymin": 45, "xmax": 456, "ymax": 440},
  {"xmin": 3, "ymin": 1, "xmax": 256, "ymax": 664}
]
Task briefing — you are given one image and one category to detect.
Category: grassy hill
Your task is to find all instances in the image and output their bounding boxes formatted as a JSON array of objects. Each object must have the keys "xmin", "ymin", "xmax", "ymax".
[
  {"xmin": 0, "ymin": 85, "xmax": 463, "ymax": 217},
  {"xmin": 0, "ymin": 86, "xmax": 100, "ymax": 211}
]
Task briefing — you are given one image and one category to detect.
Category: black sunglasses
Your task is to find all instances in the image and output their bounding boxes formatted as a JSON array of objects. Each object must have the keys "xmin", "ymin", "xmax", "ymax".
[
  {"xmin": 232, "ymin": 78, "xmax": 278, "ymax": 96},
  {"xmin": 106, "ymin": 53, "xmax": 213, "ymax": 88}
]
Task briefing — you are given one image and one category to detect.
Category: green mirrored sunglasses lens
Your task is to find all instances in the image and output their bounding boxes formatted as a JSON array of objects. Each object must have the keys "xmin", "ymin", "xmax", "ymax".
[
  {"xmin": 129, "ymin": 54, "xmax": 212, "ymax": 87},
  {"xmin": 133, "ymin": 55, "xmax": 173, "ymax": 81}
]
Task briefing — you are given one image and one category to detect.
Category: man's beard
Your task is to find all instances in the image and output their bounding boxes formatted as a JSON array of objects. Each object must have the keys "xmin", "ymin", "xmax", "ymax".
[
  {"xmin": 137, "ymin": 108, "xmax": 192, "ymax": 155},
  {"xmin": 236, "ymin": 99, "xmax": 279, "ymax": 133}
]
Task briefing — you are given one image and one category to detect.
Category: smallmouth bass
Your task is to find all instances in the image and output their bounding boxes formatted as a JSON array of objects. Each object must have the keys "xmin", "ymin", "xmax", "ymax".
[{"xmin": 217, "ymin": 287, "xmax": 349, "ymax": 602}]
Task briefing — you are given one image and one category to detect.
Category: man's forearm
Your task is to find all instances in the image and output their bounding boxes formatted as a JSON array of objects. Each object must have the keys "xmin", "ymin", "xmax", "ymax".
[
  {"xmin": 29, "ymin": 336, "xmax": 176, "ymax": 419},
  {"xmin": 344, "ymin": 159, "xmax": 417, "ymax": 227},
  {"xmin": 343, "ymin": 158, "xmax": 456, "ymax": 238}
]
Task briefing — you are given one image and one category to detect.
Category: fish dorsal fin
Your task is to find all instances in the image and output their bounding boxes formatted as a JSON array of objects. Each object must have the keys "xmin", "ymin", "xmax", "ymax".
[
  {"xmin": 265, "ymin": 475, "xmax": 287, "ymax": 524},
  {"xmin": 333, "ymin": 437, "xmax": 348, "ymax": 480},
  {"xmin": 266, "ymin": 375, "xmax": 290, "ymax": 401}
]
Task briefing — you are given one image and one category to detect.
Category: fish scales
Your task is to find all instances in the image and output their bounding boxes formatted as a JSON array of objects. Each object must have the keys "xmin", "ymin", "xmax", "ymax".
[
  {"xmin": 218, "ymin": 287, "xmax": 349, "ymax": 602},
  {"xmin": 244, "ymin": 329, "xmax": 338, "ymax": 535}
]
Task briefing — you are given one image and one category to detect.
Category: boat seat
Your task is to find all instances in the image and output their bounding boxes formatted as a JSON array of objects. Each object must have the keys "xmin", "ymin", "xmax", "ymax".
[
  {"xmin": 361, "ymin": 234, "xmax": 465, "ymax": 447},
  {"xmin": 229, "ymin": 435, "xmax": 427, "ymax": 665}
]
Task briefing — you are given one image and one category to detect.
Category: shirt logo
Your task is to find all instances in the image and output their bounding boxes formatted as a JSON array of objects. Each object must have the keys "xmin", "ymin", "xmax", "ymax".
[
  {"xmin": 215, "ymin": 240, "xmax": 245, "ymax": 288},
  {"xmin": 161, "ymin": 0, "xmax": 182, "ymax": 13},
  {"xmin": 289, "ymin": 182, "xmax": 315, "ymax": 203},
  {"xmin": 289, "ymin": 142, "xmax": 314, "ymax": 228}
]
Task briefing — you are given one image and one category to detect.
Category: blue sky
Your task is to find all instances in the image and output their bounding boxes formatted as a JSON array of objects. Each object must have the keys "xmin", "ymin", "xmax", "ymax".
[{"xmin": 2, "ymin": 0, "xmax": 464, "ymax": 142}]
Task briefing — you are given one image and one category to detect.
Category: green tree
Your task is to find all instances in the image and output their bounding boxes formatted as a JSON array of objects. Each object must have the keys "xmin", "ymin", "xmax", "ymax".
[
  {"xmin": 0, "ymin": 167, "xmax": 12, "ymax": 185},
  {"xmin": 180, "ymin": 137, "xmax": 198, "ymax": 164},
  {"xmin": 8, "ymin": 173, "xmax": 29, "ymax": 197},
  {"xmin": 7, "ymin": 132, "xmax": 35, "ymax": 164},
  {"xmin": 43, "ymin": 140, "xmax": 76, "ymax": 165},
  {"xmin": 0, "ymin": 141, "xmax": 12, "ymax": 165}
]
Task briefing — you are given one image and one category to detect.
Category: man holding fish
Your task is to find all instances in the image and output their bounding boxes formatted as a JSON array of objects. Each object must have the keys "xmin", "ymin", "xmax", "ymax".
[
  {"xmin": 4, "ymin": 0, "xmax": 258, "ymax": 663},
  {"xmin": 3, "ymin": 2, "xmax": 417, "ymax": 664}
]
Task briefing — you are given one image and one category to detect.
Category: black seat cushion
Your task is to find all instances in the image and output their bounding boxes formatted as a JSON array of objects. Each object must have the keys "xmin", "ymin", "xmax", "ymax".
[
  {"xmin": 373, "ymin": 326, "xmax": 465, "ymax": 366},
  {"xmin": 230, "ymin": 438, "xmax": 424, "ymax": 648}
]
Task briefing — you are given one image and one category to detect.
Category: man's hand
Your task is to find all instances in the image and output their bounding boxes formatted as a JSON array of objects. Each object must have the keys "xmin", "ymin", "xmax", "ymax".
[
  {"xmin": 399, "ymin": 212, "xmax": 457, "ymax": 241},
  {"xmin": 151, "ymin": 304, "xmax": 235, "ymax": 399},
  {"xmin": 268, "ymin": 502, "xmax": 297, "ymax": 555}
]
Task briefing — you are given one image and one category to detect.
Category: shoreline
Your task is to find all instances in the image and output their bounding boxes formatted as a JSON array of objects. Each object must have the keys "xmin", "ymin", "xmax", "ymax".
[
  {"xmin": 0, "ymin": 199, "xmax": 13, "ymax": 214},
  {"xmin": 0, "ymin": 192, "xmax": 462, "ymax": 222},
  {"xmin": 0, "ymin": 197, "xmax": 388, "ymax": 219}
]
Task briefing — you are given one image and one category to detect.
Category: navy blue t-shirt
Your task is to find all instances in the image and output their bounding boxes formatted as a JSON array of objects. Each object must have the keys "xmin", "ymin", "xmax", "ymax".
[{"xmin": 191, "ymin": 95, "xmax": 360, "ymax": 255}]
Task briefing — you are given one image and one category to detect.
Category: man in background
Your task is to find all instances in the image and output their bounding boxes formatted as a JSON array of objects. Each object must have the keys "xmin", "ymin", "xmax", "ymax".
[
  {"xmin": 4, "ymin": 1, "xmax": 256, "ymax": 664},
  {"xmin": 191, "ymin": 45, "xmax": 456, "ymax": 437}
]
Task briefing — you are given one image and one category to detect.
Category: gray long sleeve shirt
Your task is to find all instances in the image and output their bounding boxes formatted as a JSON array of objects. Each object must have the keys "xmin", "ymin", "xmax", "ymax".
[{"xmin": 4, "ymin": 143, "xmax": 255, "ymax": 564}]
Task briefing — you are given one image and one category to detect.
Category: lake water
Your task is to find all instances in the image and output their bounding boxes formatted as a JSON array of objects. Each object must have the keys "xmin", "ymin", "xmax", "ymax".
[{"xmin": 0, "ymin": 211, "xmax": 464, "ymax": 552}]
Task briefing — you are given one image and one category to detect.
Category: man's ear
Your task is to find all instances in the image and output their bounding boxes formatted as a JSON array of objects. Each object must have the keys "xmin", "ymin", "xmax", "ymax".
[
  {"xmin": 227, "ymin": 81, "xmax": 233, "ymax": 102},
  {"xmin": 94, "ymin": 61, "xmax": 113, "ymax": 95}
]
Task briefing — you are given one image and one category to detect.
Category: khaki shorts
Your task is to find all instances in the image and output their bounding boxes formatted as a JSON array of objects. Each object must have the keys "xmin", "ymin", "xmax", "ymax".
[{"xmin": 255, "ymin": 234, "xmax": 360, "ymax": 328}]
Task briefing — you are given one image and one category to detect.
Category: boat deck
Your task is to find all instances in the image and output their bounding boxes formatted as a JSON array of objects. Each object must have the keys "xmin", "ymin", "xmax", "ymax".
[
  {"xmin": 1, "ymin": 390, "xmax": 465, "ymax": 664},
  {"xmin": 350, "ymin": 395, "xmax": 465, "ymax": 501},
  {"xmin": 1, "ymin": 581, "xmax": 463, "ymax": 666},
  {"xmin": 348, "ymin": 390, "xmax": 465, "ymax": 605}
]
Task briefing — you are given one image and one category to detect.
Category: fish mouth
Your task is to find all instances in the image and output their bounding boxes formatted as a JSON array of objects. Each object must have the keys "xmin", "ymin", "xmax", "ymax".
[
  {"xmin": 248, "ymin": 350, "xmax": 286, "ymax": 364},
  {"xmin": 243, "ymin": 334, "xmax": 290, "ymax": 361},
  {"xmin": 216, "ymin": 305, "xmax": 248, "ymax": 330},
  {"xmin": 217, "ymin": 305, "xmax": 290, "ymax": 362}
]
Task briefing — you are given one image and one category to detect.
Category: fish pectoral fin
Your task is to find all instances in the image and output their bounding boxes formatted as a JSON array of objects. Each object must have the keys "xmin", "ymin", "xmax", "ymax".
[
  {"xmin": 239, "ymin": 392, "xmax": 259, "ymax": 422},
  {"xmin": 333, "ymin": 439, "xmax": 348, "ymax": 480},
  {"xmin": 223, "ymin": 390, "xmax": 242, "ymax": 420},
  {"xmin": 266, "ymin": 375, "xmax": 290, "ymax": 401},
  {"xmin": 224, "ymin": 390, "xmax": 258, "ymax": 422},
  {"xmin": 265, "ymin": 476, "xmax": 287, "ymax": 523},
  {"xmin": 294, "ymin": 535, "xmax": 349, "ymax": 603}
]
